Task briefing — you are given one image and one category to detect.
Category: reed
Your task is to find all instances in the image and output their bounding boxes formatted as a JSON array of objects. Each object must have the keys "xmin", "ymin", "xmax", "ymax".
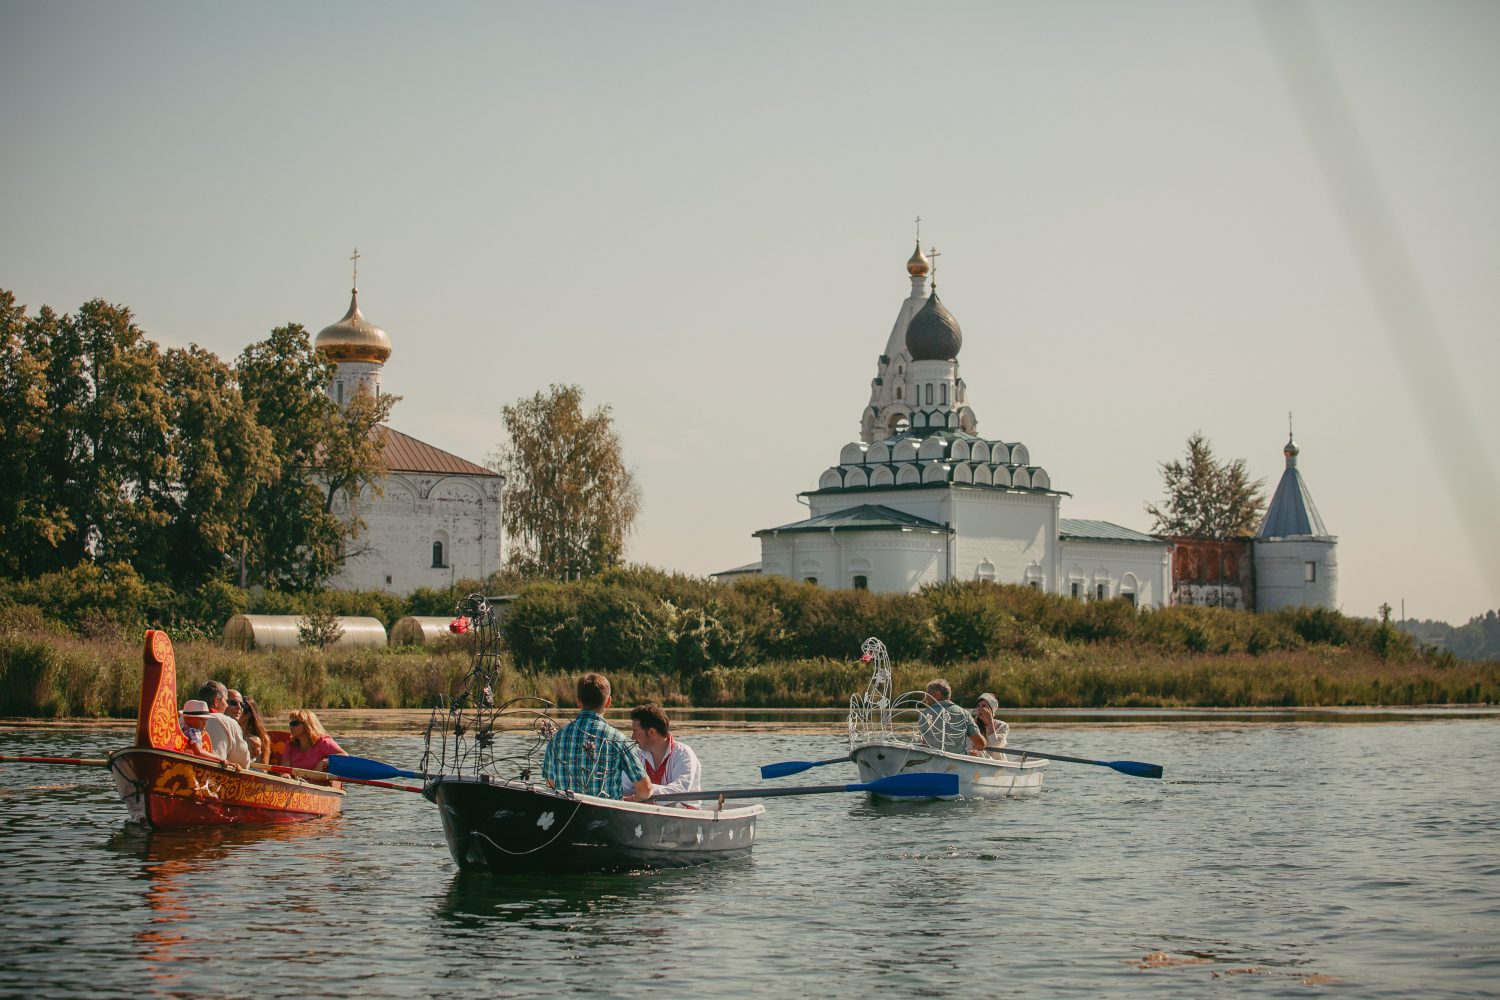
[{"xmin": 1, "ymin": 628, "xmax": 1494, "ymax": 718}]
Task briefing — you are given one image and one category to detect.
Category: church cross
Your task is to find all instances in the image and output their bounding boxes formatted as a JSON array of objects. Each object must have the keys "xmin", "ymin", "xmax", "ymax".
[
  {"xmin": 915, "ymin": 215, "xmax": 921, "ymax": 243},
  {"xmin": 351, "ymin": 247, "xmax": 360, "ymax": 288},
  {"xmin": 927, "ymin": 245, "xmax": 941, "ymax": 281}
]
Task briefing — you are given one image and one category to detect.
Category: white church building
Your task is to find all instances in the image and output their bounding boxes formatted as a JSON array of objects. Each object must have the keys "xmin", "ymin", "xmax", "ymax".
[
  {"xmin": 313, "ymin": 274, "xmax": 503, "ymax": 595},
  {"xmin": 747, "ymin": 244, "xmax": 1172, "ymax": 607}
]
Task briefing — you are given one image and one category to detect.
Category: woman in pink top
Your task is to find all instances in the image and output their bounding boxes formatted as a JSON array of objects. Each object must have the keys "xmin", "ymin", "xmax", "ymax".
[{"xmin": 281, "ymin": 709, "xmax": 346, "ymax": 772}]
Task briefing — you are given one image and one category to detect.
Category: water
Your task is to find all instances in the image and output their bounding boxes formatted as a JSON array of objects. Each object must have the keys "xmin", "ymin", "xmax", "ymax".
[{"xmin": 2, "ymin": 719, "xmax": 1497, "ymax": 998}]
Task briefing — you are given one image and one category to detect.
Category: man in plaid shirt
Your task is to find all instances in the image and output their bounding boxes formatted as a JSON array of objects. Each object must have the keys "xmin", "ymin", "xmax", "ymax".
[{"xmin": 542, "ymin": 672, "xmax": 652, "ymax": 800}]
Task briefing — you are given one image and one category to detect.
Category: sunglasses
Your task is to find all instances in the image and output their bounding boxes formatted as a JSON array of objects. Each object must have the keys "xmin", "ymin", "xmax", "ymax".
[
  {"xmin": 289, "ymin": 719, "xmax": 303, "ymax": 727},
  {"xmin": 226, "ymin": 699, "xmax": 243, "ymax": 708}
]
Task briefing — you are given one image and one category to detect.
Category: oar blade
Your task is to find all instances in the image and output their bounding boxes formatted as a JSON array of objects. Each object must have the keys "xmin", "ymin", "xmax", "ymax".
[
  {"xmin": 858, "ymin": 772, "xmax": 961, "ymax": 798},
  {"xmin": 760, "ymin": 760, "xmax": 817, "ymax": 780},
  {"xmin": 1109, "ymin": 760, "xmax": 1164, "ymax": 779},
  {"xmin": 327, "ymin": 754, "xmax": 420, "ymax": 781}
]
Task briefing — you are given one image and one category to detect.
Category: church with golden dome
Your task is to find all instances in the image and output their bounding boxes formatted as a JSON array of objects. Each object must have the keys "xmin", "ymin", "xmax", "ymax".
[{"xmin": 314, "ymin": 261, "xmax": 502, "ymax": 595}]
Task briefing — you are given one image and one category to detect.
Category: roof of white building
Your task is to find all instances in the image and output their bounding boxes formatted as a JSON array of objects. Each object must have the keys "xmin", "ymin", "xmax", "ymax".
[
  {"xmin": 753, "ymin": 503, "xmax": 951, "ymax": 537},
  {"xmin": 1059, "ymin": 519, "xmax": 1162, "ymax": 543},
  {"xmin": 378, "ymin": 426, "xmax": 499, "ymax": 478}
]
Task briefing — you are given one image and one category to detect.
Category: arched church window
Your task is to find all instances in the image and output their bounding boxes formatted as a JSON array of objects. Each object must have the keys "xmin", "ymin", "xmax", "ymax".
[
  {"xmin": 852, "ymin": 575, "xmax": 868, "ymax": 591},
  {"xmin": 940, "ymin": 383, "xmax": 948, "ymax": 405},
  {"xmin": 896, "ymin": 386, "xmax": 903, "ymax": 400},
  {"xmin": 432, "ymin": 541, "xmax": 446, "ymax": 568},
  {"xmin": 336, "ymin": 382, "xmax": 344, "ymax": 404},
  {"xmin": 925, "ymin": 384, "xmax": 933, "ymax": 405}
]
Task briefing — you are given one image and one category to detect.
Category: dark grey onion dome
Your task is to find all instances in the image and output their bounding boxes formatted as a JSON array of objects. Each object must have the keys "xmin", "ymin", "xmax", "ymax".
[{"xmin": 905, "ymin": 291, "xmax": 963, "ymax": 361}]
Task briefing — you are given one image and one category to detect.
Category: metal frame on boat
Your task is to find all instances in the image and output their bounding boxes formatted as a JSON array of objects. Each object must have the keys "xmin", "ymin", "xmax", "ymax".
[
  {"xmin": 109, "ymin": 630, "xmax": 343, "ymax": 829},
  {"xmin": 416, "ymin": 594, "xmax": 762, "ymax": 874},
  {"xmin": 847, "ymin": 637, "xmax": 1046, "ymax": 799}
]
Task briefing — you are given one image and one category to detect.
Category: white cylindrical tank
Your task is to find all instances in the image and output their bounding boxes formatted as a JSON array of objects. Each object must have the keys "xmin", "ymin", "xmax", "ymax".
[
  {"xmin": 222, "ymin": 614, "xmax": 389, "ymax": 651},
  {"xmin": 390, "ymin": 616, "xmax": 460, "ymax": 646}
]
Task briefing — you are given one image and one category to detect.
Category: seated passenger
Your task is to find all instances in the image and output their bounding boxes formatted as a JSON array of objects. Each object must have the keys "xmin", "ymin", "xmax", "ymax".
[
  {"xmin": 973, "ymin": 692, "xmax": 1010, "ymax": 754},
  {"xmin": 180, "ymin": 700, "xmax": 218, "ymax": 758},
  {"xmin": 625, "ymin": 703, "xmax": 701, "ymax": 806},
  {"xmin": 917, "ymin": 679, "xmax": 985, "ymax": 755},
  {"xmin": 197, "ymin": 680, "xmax": 251, "ymax": 766},
  {"xmin": 233, "ymin": 692, "xmax": 272, "ymax": 764},
  {"xmin": 280, "ymin": 710, "xmax": 346, "ymax": 772},
  {"xmin": 541, "ymin": 672, "xmax": 651, "ymax": 801}
]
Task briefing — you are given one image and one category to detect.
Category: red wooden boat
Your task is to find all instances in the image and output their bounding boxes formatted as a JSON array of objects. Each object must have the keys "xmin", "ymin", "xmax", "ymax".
[{"xmin": 107, "ymin": 630, "xmax": 343, "ymax": 829}]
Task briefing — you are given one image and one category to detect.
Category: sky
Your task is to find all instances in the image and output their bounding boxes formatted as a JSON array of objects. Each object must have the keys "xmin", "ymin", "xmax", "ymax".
[{"xmin": 2, "ymin": 1, "xmax": 1496, "ymax": 626}]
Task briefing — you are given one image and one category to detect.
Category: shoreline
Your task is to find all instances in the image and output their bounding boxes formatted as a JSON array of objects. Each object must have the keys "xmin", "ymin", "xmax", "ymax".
[{"xmin": 4, "ymin": 704, "xmax": 1497, "ymax": 738}]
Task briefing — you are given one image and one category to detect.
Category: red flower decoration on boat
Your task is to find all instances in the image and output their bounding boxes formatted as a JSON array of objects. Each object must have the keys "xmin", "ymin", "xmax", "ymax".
[{"xmin": 449, "ymin": 616, "xmax": 471, "ymax": 634}]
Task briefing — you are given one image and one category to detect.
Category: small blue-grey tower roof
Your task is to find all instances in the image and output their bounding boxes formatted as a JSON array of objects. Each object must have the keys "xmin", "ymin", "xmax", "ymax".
[{"xmin": 1258, "ymin": 434, "xmax": 1329, "ymax": 538}]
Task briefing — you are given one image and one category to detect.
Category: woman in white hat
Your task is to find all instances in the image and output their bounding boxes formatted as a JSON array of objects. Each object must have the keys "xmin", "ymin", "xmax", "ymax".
[{"xmin": 973, "ymin": 692, "xmax": 1009, "ymax": 753}]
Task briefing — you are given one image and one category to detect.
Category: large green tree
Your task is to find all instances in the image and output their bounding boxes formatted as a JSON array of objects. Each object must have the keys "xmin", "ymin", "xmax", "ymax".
[
  {"xmin": 498, "ymin": 384, "xmax": 640, "ymax": 580},
  {"xmin": 1145, "ymin": 431, "xmax": 1266, "ymax": 538},
  {"xmin": 160, "ymin": 344, "xmax": 277, "ymax": 590}
]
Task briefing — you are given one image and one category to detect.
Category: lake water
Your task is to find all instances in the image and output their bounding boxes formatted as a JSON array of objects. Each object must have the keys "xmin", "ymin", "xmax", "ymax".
[{"xmin": 2, "ymin": 717, "xmax": 1497, "ymax": 998}]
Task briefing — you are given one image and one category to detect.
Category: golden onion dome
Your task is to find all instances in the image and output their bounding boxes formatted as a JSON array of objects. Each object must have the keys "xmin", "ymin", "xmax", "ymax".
[
  {"xmin": 907, "ymin": 241, "xmax": 930, "ymax": 276},
  {"xmin": 314, "ymin": 288, "xmax": 391, "ymax": 364}
]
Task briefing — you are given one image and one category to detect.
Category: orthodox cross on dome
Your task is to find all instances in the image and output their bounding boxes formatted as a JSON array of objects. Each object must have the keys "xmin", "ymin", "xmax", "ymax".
[
  {"xmin": 915, "ymin": 215, "xmax": 921, "ymax": 243},
  {"xmin": 927, "ymin": 245, "xmax": 941, "ymax": 284},
  {"xmin": 350, "ymin": 247, "xmax": 360, "ymax": 290}
]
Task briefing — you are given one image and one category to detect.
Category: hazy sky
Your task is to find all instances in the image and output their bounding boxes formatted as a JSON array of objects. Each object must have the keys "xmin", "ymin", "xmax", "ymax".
[{"xmin": 2, "ymin": 1, "xmax": 1496, "ymax": 625}]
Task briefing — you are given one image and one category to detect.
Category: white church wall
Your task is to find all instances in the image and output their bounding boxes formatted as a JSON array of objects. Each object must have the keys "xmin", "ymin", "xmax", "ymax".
[
  {"xmin": 758, "ymin": 530, "xmax": 945, "ymax": 593},
  {"xmin": 950, "ymin": 490, "xmax": 1060, "ymax": 590},
  {"xmin": 328, "ymin": 471, "xmax": 501, "ymax": 596},
  {"xmin": 1057, "ymin": 539, "xmax": 1171, "ymax": 609}
]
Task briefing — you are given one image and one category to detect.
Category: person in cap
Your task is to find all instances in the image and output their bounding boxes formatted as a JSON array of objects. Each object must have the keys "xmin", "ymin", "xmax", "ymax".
[
  {"xmin": 624, "ymin": 703, "xmax": 701, "ymax": 806},
  {"xmin": 180, "ymin": 700, "xmax": 216, "ymax": 757},
  {"xmin": 973, "ymin": 692, "xmax": 1010, "ymax": 754}
]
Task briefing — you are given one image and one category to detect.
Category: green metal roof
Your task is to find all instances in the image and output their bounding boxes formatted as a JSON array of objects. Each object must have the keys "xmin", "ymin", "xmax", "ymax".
[
  {"xmin": 1059, "ymin": 519, "xmax": 1161, "ymax": 543},
  {"xmin": 754, "ymin": 504, "xmax": 952, "ymax": 537}
]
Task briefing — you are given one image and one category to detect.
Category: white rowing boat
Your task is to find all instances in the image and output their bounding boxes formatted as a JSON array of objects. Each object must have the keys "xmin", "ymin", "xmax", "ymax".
[{"xmin": 846, "ymin": 637, "xmax": 1046, "ymax": 800}]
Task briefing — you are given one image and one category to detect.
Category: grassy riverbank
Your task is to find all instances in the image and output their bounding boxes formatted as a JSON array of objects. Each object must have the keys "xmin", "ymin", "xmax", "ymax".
[{"xmin": 2, "ymin": 629, "xmax": 1495, "ymax": 718}]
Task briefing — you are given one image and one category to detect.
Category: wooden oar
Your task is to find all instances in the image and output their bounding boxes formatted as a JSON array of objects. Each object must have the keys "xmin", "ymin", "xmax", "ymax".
[
  {"xmin": 988, "ymin": 745, "xmax": 1164, "ymax": 779},
  {"xmin": 0, "ymin": 755, "xmax": 108, "ymax": 767},
  {"xmin": 654, "ymin": 771, "xmax": 959, "ymax": 802},
  {"xmin": 327, "ymin": 754, "xmax": 427, "ymax": 782},
  {"xmin": 250, "ymin": 762, "xmax": 421, "ymax": 793},
  {"xmin": 759, "ymin": 755, "xmax": 852, "ymax": 780}
]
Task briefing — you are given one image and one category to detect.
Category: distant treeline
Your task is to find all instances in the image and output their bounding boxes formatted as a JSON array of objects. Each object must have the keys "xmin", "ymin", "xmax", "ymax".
[{"xmin": 1400, "ymin": 613, "xmax": 1500, "ymax": 662}]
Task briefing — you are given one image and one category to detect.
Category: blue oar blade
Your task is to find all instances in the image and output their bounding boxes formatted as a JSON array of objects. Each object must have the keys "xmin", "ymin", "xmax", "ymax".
[
  {"xmin": 1109, "ymin": 760, "xmax": 1164, "ymax": 779},
  {"xmin": 759, "ymin": 756, "xmax": 850, "ymax": 780},
  {"xmin": 327, "ymin": 754, "xmax": 420, "ymax": 781},
  {"xmin": 858, "ymin": 772, "xmax": 960, "ymax": 797}
]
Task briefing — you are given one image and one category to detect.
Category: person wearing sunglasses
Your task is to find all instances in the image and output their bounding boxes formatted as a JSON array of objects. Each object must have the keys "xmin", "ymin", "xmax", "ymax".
[{"xmin": 280, "ymin": 709, "xmax": 346, "ymax": 773}]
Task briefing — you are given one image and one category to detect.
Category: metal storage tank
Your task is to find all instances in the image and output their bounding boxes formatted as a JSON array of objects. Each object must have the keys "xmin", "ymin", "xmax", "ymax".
[
  {"xmin": 389, "ymin": 616, "xmax": 460, "ymax": 646},
  {"xmin": 222, "ymin": 614, "xmax": 389, "ymax": 651}
]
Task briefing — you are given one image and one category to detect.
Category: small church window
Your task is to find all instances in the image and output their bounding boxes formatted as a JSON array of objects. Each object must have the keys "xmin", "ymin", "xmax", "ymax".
[
  {"xmin": 804, "ymin": 577, "xmax": 819, "ymax": 586},
  {"xmin": 896, "ymin": 386, "xmax": 903, "ymax": 400},
  {"xmin": 925, "ymin": 384, "xmax": 933, "ymax": 405},
  {"xmin": 1305, "ymin": 561, "xmax": 1316, "ymax": 582},
  {"xmin": 432, "ymin": 541, "xmax": 446, "ymax": 568},
  {"xmin": 940, "ymin": 383, "xmax": 948, "ymax": 405},
  {"xmin": 852, "ymin": 575, "xmax": 868, "ymax": 591},
  {"xmin": 1096, "ymin": 583, "xmax": 1107, "ymax": 601},
  {"xmin": 1123, "ymin": 592, "xmax": 1136, "ymax": 607},
  {"xmin": 1071, "ymin": 582, "xmax": 1081, "ymax": 600},
  {"xmin": 336, "ymin": 382, "xmax": 344, "ymax": 404},
  {"xmin": 1029, "ymin": 580, "xmax": 1041, "ymax": 590}
]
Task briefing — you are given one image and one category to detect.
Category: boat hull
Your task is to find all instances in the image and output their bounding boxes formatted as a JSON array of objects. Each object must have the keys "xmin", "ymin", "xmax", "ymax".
[
  {"xmin": 427, "ymin": 776, "xmax": 763, "ymax": 874},
  {"xmin": 109, "ymin": 748, "xmax": 344, "ymax": 830},
  {"xmin": 851, "ymin": 740, "xmax": 1047, "ymax": 799}
]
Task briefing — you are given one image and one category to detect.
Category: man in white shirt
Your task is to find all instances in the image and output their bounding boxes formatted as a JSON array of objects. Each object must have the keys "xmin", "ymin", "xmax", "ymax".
[
  {"xmin": 624, "ymin": 704, "xmax": 701, "ymax": 806},
  {"xmin": 196, "ymin": 680, "xmax": 251, "ymax": 767}
]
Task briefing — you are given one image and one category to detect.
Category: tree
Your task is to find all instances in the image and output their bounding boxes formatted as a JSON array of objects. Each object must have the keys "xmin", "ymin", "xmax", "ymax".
[
  {"xmin": 497, "ymin": 384, "xmax": 640, "ymax": 580},
  {"xmin": 160, "ymin": 344, "xmax": 277, "ymax": 590},
  {"xmin": 1146, "ymin": 431, "xmax": 1266, "ymax": 538}
]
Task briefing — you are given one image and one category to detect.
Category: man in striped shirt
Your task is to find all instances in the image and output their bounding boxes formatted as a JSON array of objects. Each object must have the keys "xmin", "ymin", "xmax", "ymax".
[{"xmin": 542, "ymin": 672, "xmax": 652, "ymax": 800}]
